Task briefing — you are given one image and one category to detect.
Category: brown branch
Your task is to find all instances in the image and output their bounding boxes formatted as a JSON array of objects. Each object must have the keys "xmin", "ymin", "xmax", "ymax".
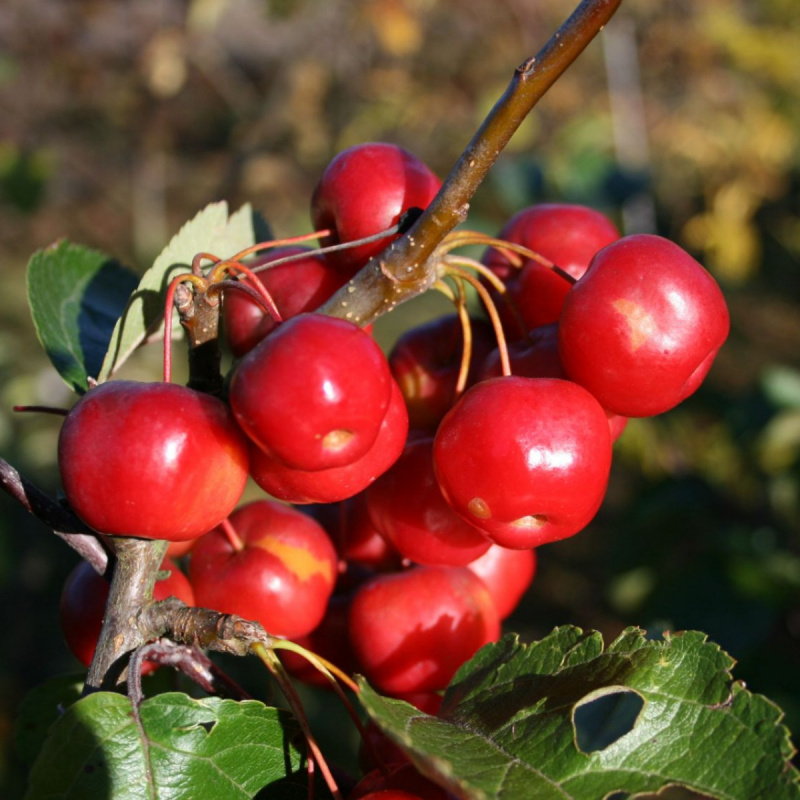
[
  {"xmin": 128, "ymin": 640, "xmax": 252, "ymax": 707},
  {"xmin": 85, "ymin": 537, "xmax": 168, "ymax": 692},
  {"xmin": 317, "ymin": 0, "xmax": 622, "ymax": 326},
  {"xmin": 139, "ymin": 597, "xmax": 273, "ymax": 656},
  {"xmin": 174, "ymin": 282, "xmax": 225, "ymax": 397},
  {"xmin": 0, "ymin": 455, "xmax": 109, "ymax": 574}
]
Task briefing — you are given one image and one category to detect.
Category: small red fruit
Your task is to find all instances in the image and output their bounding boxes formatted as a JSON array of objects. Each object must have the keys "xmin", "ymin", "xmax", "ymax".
[
  {"xmin": 189, "ymin": 500, "xmax": 338, "ymax": 639},
  {"xmin": 558, "ymin": 234, "xmax": 730, "ymax": 417},
  {"xmin": 311, "ymin": 142, "xmax": 441, "ymax": 275},
  {"xmin": 466, "ymin": 544, "xmax": 536, "ymax": 619},
  {"xmin": 389, "ymin": 314, "xmax": 496, "ymax": 431},
  {"xmin": 58, "ymin": 381, "xmax": 249, "ymax": 541},
  {"xmin": 433, "ymin": 377, "xmax": 612, "ymax": 549},
  {"xmin": 248, "ymin": 379, "xmax": 408, "ymax": 504},
  {"xmin": 348, "ymin": 565, "xmax": 500, "ymax": 694},
  {"xmin": 483, "ymin": 203, "xmax": 620, "ymax": 334},
  {"xmin": 222, "ymin": 246, "xmax": 346, "ymax": 357},
  {"xmin": 229, "ymin": 313, "xmax": 393, "ymax": 471},
  {"xmin": 366, "ymin": 438, "xmax": 491, "ymax": 567}
]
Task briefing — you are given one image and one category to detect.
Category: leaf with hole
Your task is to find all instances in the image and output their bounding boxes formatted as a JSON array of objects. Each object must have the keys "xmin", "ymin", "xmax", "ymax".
[
  {"xmin": 358, "ymin": 626, "xmax": 800, "ymax": 800},
  {"xmin": 25, "ymin": 691, "xmax": 308, "ymax": 800}
]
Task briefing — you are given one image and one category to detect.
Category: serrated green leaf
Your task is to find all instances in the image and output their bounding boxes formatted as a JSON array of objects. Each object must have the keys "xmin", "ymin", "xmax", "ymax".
[
  {"xmin": 25, "ymin": 691, "xmax": 307, "ymax": 800},
  {"xmin": 359, "ymin": 627, "xmax": 800, "ymax": 800},
  {"xmin": 26, "ymin": 240, "xmax": 140, "ymax": 393},
  {"xmin": 97, "ymin": 201, "xmax": 257, "ymax": 382}
]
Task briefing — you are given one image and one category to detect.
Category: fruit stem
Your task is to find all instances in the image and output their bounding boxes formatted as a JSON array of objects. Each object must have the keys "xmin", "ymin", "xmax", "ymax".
[
  {"xmin": 433, "ymin": 278, "xmax": 474, "ymax": 399},
  {"xmin": 220, "ymin": 517, "xmax": 246, "ymax": 552},
  {"xmin": 268, "ymin": 639, "xmax": 393, "ymax": 773},
  {"xmin": 12, "ymin": 405, "xmax": 69, "ymax": 416},
  {"xmin": 443, "ymin": 261, "xmax": 512, "ymax": 377},
  {"xmin": 248, "ymin": 221, "xmax": 407, "ymax": 275},
  {"xmin": 207, "ymin": 260, "xmax": 283, "ymax": 323},
  {"xmin": 226, "ymin": 229, "xmax": 333, "ymax": 265},
  {"xmin": 270, "ymin": 639, "xmax": 358, "ymax": 694},
  {"xmin": 253, "ymin": 642, "xmax": 343, "ymax": 800}
]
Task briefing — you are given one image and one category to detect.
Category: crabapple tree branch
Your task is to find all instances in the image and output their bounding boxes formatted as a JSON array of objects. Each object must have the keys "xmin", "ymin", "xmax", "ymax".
[
  {"xmin": 0, "ymin": 455, "xmax": 109, "ymax": 575},
  {"xmin": 317, "ymin": 0, "xmax": 622, "ymax": 326},
  {"xmin": 85, "ymin": 537, "xmax": 168, "ymax": 692}
]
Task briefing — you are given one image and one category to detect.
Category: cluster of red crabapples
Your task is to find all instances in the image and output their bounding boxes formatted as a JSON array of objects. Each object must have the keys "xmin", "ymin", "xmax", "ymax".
[{"xmin": 57, "ymin": 142, "xmax": 730, "ymax": 761}]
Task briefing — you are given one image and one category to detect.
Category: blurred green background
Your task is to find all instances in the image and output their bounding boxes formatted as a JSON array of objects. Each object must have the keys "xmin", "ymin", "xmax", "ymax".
[{"xmin": 1, "ymin": 0, "xmax": 799, "ymax": 792}]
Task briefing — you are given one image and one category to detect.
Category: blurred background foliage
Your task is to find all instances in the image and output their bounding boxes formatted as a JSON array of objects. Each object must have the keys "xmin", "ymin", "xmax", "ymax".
[{"xmin": 0, "ymin": 0, "xmax": 799, "ymax": 792}]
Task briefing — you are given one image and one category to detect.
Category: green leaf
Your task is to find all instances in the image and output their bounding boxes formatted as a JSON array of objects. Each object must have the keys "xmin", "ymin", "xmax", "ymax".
[
  {"xmin": 25, "ymin": 692, "xmax": 307, "ymax": 800},
  {"xmin": 358, "ymin": 627, "xmax": 800, "ymax": 800},
  {"xmin": 97, "ymin": 201, "xmax": 258, "ymax": 382},
  {"xmin": 14, "ymin": 674, "xmax": 84, "ymax": 768},
  {"xmin": 26, "ymin": 241, "xmax": 140, "ymax": 393}
]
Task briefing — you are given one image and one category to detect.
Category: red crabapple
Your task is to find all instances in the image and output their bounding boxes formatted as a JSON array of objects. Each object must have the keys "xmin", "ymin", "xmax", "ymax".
[
  {"xmin": 58, "ymin": 381, "xmax": 249, "ymax": 541},
  {"xmin": 348, "ymin": 565, "xmax": 500, "ymax": 694},
  {"xmin": 558, "ymin": 234, "xmax": 730, "ymax": 417},
  {"xmin": 433, "ymin": 376, "xmax": 612, "ymax": 549},
  {"xmin": 222, "ymin": 246, "xmax": 346, "ymax": 357},
  {"xmin": 311, "ymin": 142, "xmax": 441, "ymax": 276},
  {"xmin": 189, "ymin": 500, "xmax": 338, "ymax": 639},
  {"xmin": 229, "ymin": 313, "xmax": 393, "ymax": 471}
]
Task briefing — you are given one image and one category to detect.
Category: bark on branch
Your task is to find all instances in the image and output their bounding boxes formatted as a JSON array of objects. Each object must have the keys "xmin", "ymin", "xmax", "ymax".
[{"xmin": 317, "ymin": 0, "xmax": 622, "ymax": 326}]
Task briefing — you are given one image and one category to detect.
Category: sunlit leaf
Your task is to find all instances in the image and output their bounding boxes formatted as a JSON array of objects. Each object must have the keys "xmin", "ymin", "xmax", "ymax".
[
  {"xmin": 359, "ymin": 627, "xmax": 800, "ymax": 800},
  {"xmin": 26, "ymin": 692, "xmax": 307, "ymax": 800}
]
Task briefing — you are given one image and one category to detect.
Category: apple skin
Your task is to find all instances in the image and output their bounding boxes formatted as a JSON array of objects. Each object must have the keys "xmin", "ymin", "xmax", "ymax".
[
  {"xmin": 189, "ymin": 500, "xmax": 339, "ymax": 639},
  {"xmin": 229, "ymin": 313, "xmax": 393, "ymax": 472},
  {"xmin": 311, "ymin": 142, "xmax": 441, "ymax": 276},
  {"xmin": 466, "ymin": 544, "xmax": 537, "ymax": 619},
  {"xmin": 222, "ymin": 246, "xmax": 346, "ymax": 357},
  {"xmin": 558, "ymin": 234, "xmax": 730, "ymax": 417},
  {"xmin": 348, "ymin": 565, "xmax": 500, "ymax": 695},
  {"xmin": 366, "ymin": 437, "xmax": 491, "ymax": 567},
  {"xmin": 247, "ymin": 378, "xmax": 408, "ymax": 505},
  {"xmin": 58, "ymin": 380, "xmax": 250, "ymax": 542},
  {"xmin": 482, "ymin": 203, "xmax": 620, "ymax": 336},
  {"xmin": 433, "ymin": 377, "xmax": 612, "ymax": 549},
  {"xmin": 389, "ymin": 314, "xmax": 495, "ymax": 431},
  {"xmin": 60, "ymin": 558, "xmax": 194, "ymax": 672}
]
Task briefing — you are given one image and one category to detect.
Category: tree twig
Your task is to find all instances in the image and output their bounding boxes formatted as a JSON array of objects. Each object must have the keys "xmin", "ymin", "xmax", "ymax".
[
  {"xmin": 0, "ymin": 455, "xmax": 109, "ymax": 574},
  {"xmin": 317, "ymin": 0, "xmax": 622, "ymax": 326}
]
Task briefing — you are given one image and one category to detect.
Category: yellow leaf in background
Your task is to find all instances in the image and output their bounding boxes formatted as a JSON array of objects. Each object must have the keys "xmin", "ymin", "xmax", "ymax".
[
  {"xmin": 365, "ymin": 0, "xmax": 423, "ymax": 57},
  {"xmin": 757, "ymin": 409, "xmax": 800, "ymax": 474},
  {"xmin": 142, "ymin": 30, "xmax": 187, "ymax": 99},
  {"xmin": 702, "ymin": 4, "xmax": 800, "ymax": 91},
  {"xmin": 682, "ymin": 181, "xmax": 761, "ymax": 283}
]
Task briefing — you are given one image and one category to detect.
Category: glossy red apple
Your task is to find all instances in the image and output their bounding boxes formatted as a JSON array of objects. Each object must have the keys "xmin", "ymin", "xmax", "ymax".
[
  {"xmin": 348, "ymin": 565, "xmax": 500, "ymax": 694},
  {"xmin": 366, "ymin": 438, "xmax": 491, "ymax": 567},
  {"xmin": 558, "ymin": 234, "xmax": 730, "ymax": 417},
  {"xmin": 466, "ymin": 544, "xmax": 536, "ymax": 619},
  {"xmin": 433, "ymin": 377, "xmax": 612, "ymax": 549},
  {"xmin": 189, "ymin": 500, "xmax": 338, "ymax": 639},
  {"xmin": 222, "ymin": 246, "xmax": 346, "ymax": 357},
  {"xmin": 311, "ymin": 142, "xmax": 441, "ymax": 276},
  {"xmin": 248, "ymin": 379, "xmax": 409, "ymax": 504},
  {"xmin": 58, "ymin": 381, "xmax": 250, "ymax": 541},
  {"xmin": 229, "ymin": 313, "xmax": 394, "ymax": 471}
]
